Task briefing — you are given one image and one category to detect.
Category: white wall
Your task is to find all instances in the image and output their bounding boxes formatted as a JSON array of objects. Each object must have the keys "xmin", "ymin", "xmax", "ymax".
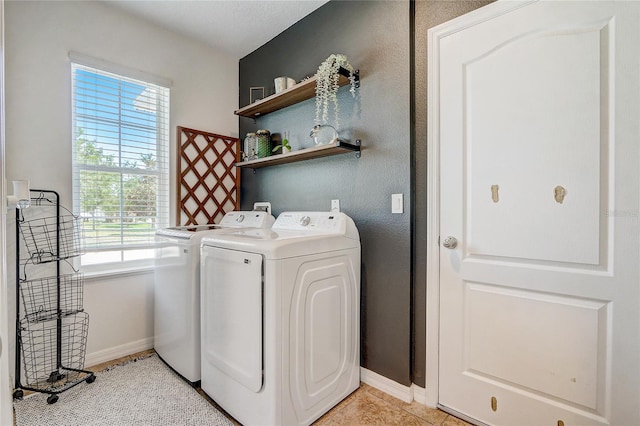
[{"xmin": 4, "ymin": 0, "xmax": 238, "ymax": 367}]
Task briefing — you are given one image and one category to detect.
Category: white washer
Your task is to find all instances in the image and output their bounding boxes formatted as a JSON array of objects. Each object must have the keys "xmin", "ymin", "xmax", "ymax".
[
  {"xmin": 200, "ymin": 212, "xmax": 361, "ymax": 426},
  {"xmin": 154, "ymin": 210, "xmax": 275, "ymax": 384}
]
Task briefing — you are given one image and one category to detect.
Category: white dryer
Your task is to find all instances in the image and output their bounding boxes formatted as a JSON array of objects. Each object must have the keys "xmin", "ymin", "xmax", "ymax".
[
  {"xmin": 200, "ymin": 212, "xmax": 361, "ymax": 426},
  {"xmin": 154, "ymin": 209, "xmax": 275, "ymax": 384}
]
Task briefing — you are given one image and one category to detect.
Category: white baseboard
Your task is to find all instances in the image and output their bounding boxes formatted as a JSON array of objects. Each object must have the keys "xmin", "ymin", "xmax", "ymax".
[
  {"xmin": 425, "ymin": 384, "xmax": 439, "ymax": 408},
  {"xmin": 85, "ymin": 337, "xmax": 154, "ymax": 368},
  {"xmin": 360, "ymin": 367, "xmax": 413, "ymax": 403},
  {"xmin": 412, "ymin": 384, "xmax": 428, "ymax": 406}
]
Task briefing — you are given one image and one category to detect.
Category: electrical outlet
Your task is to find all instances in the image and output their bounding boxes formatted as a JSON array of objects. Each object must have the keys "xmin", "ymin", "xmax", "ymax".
[{"xmin": 331, "ymin": 199, "xmax": 340, "ymax": 212}]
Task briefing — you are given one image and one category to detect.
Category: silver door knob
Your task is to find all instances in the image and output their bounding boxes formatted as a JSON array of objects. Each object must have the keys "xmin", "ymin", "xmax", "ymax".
[{"xmin": 442, "ymin": 236, "xmax": 458, "ymax": 249}]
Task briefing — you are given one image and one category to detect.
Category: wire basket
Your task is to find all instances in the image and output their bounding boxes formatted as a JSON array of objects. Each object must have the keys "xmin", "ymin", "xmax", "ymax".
[
  {"xmin": 20, "ymin": 273, "xmax": 84, "ymax": 323},
  {"xmin": 19, "ymin": 312, "xmax": 90, "ymax": 390},
  {"xmin": 19, "ymin": 215, "xmax": 83, "ymax": 264}
]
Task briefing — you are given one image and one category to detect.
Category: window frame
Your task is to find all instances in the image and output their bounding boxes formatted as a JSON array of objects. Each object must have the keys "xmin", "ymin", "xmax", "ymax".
[{"xmin": 70, "ymin": 54, "xmax": 171, "ymax": 274}]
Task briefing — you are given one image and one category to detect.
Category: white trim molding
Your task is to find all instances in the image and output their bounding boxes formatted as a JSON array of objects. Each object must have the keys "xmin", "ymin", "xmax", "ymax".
[
  {"xmin": 360, "ymin": 367, "xmax": 413, "ymax": 403},
  {"xmin": 85, "ymin": 337, "xmax": 154, "ymax": 368},
  {"xmin": 426, "ymin": 10, "xmax": 443, "ymax": 410},
  {"xmin": 0, "ymin": 1, "xmax": 12, "ymax": 423},
  {"xmin": 69, "ymin": 51, "xmax": 172, "ymax": 88},
  {"xmin": 412, "ymin": 384, "xmax": 429, "ymax": 406}
]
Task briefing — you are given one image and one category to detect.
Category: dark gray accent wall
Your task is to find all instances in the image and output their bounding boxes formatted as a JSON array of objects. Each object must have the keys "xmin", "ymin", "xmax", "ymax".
[
  {"xmin": 239, "ymin": 1, "xmax": 412, "ymax": 385},
  {"xmin": 239, "ymin": 0, "xmax": 491, "ymax": 388}
]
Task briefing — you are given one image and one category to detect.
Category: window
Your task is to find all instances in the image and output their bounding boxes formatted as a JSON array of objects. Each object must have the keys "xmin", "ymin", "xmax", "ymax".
[{"xmin": 71, "ymin": 59, "xmax": 170, "ymax": 270}]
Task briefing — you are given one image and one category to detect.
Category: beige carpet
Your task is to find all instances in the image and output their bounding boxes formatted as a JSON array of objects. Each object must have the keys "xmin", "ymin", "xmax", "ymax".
[{"xmin": 13, "ymin": 354, "xmax": 232, "ymax": 426}]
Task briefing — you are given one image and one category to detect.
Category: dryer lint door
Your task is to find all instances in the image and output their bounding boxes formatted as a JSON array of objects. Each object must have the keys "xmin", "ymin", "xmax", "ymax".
[{"xmin": 201, "ymin": 246, "xmax": 263, "ymax": 392}]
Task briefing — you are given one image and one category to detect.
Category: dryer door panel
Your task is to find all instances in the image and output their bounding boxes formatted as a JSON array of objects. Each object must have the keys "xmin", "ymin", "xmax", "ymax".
[
  {"xmin": 201, "ymin": 246, "xmax": 263, "ymax": 392},
  {"xmin": 288, "ymin": 253, "xmax": 359, "ymax": 421}
]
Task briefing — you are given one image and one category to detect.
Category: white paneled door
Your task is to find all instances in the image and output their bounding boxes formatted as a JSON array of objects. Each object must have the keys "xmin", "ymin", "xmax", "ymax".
[{"xmin": 432, "ymin": 1, "xmax": 640, "ymax": 425}]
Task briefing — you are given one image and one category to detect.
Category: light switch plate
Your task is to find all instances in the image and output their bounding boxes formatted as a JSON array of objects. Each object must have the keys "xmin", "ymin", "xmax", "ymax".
[
  {"xmin": 392, "ymin": 193, "xmax": 403, "ymax": 214},
  {"xmin": 331, "ymin": 199, "xmax": 340, "ymax": 212}
]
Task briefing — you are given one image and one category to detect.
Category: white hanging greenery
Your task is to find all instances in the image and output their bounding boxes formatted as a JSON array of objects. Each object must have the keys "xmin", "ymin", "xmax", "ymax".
[{"xmin": 315, "ymin": 54, "xmax": 358, "ymax": 129}]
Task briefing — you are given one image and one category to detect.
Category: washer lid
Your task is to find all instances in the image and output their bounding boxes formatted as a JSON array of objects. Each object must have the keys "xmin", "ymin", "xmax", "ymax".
[{"xmin": 156, "ymin": 224, "xmax": 223, "ymax": 238}]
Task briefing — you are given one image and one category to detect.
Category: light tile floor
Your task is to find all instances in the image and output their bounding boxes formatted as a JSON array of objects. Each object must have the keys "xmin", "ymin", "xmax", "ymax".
[
  {"xmin": 86, "ymin": 350, "xmax": 471, "ymax": 426},
  {"xmin": 313, "ymin": 384, "xmax": 470, "ymax": 426}
]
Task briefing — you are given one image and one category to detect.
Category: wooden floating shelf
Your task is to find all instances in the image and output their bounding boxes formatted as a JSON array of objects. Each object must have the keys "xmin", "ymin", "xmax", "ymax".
[
  {"xmin": 235, "ymin": 140, "xmax": 361, "ymax": 170},
  {"xmin": 235, "ymin": 67, "xmax": 359, "ymax": 118}
]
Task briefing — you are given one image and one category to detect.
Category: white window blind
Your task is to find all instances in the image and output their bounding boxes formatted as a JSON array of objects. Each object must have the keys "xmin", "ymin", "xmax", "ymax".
[{"xmin": 71, "ymin": 61, "xmax": 170, "ymax": 268}]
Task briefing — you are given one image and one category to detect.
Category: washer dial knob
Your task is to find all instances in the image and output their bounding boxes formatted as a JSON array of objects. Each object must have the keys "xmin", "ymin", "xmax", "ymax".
[
  {"xmin": 236, "ymin": 214, "xmax": 245, "ymax": 222},
  {"xmin": 299, "ymin": 216, "xmax": 311, "ymax": 226}
]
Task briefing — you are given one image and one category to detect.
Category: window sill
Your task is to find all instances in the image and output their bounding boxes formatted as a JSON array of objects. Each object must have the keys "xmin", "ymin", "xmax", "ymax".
[{"xmin": 82, "ymin": 265, "xmax": 154, "ymax": 282}]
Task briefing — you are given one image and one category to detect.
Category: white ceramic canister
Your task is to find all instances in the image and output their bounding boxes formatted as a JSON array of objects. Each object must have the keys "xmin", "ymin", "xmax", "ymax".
[{"xmin": 274, "ymin": 77, "xmax": 287, "ymax": 94}]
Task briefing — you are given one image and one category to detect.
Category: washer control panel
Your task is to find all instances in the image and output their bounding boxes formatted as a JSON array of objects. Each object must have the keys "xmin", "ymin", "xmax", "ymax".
[
  {"xmin": 219, "ymin": 211, "xmax": 275, "ymax": 228},
  {"xmin": 274, "ymin": 212, "xmax": 347, "ymax": 233}
]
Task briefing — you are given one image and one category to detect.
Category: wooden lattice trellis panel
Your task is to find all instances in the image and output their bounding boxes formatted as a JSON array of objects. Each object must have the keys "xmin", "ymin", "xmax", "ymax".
[{"xmin": 177, "ymin": 126, "xmax": 241, "ymax": 226}]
